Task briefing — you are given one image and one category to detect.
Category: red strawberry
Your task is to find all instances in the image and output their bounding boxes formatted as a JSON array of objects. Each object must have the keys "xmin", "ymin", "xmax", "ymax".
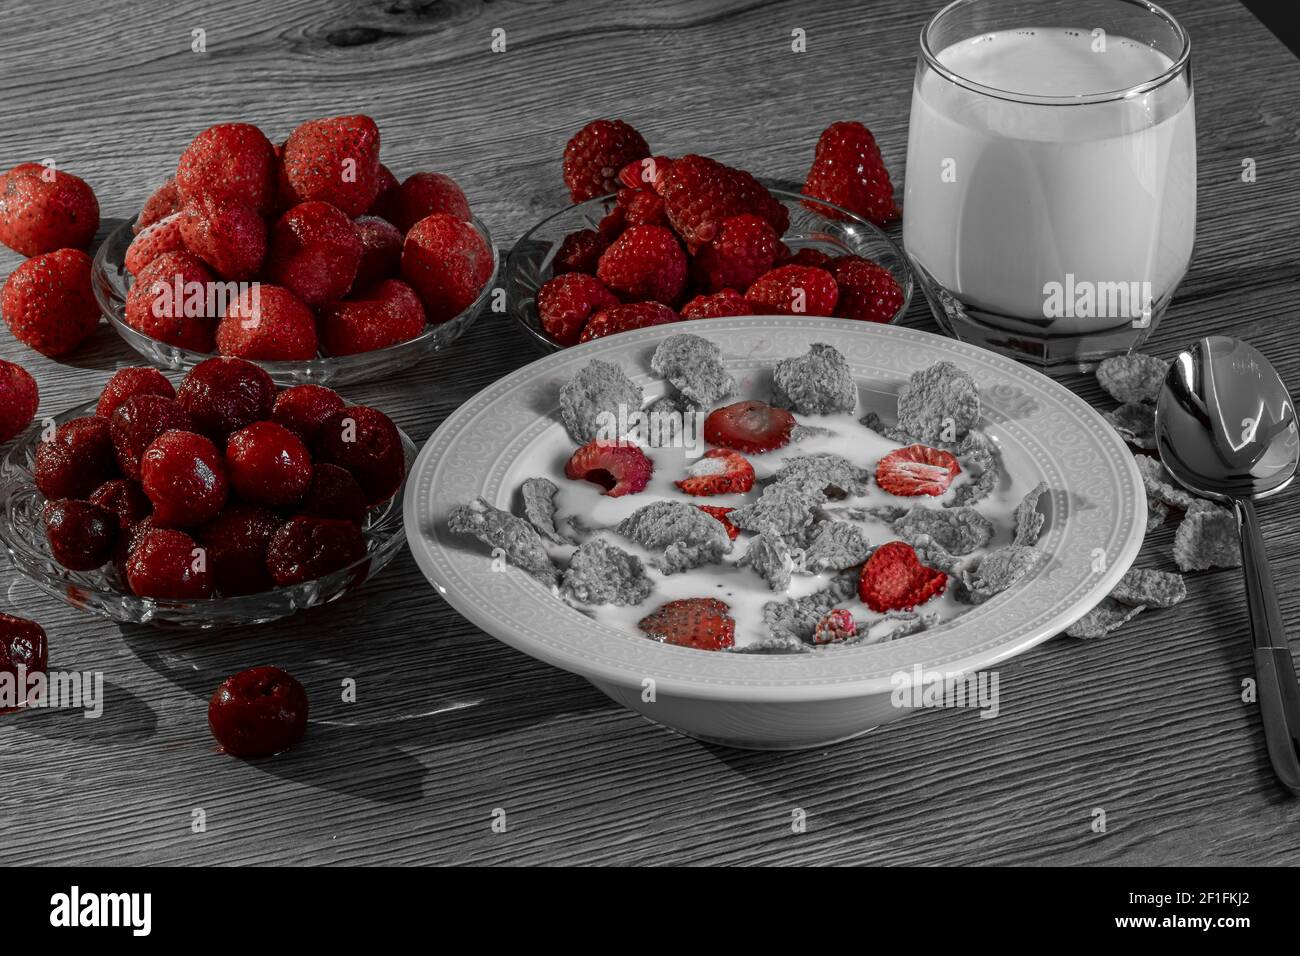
[
  {"xmin": 280, "ymin": 114, "xmax": 382, "ymax": 217},
  {"xmin": 744, "ymin": 264, "xmax": 838, "ymax": 316},
  {"xmin": 777, "ymin": 246, "xmax": 834, "ymax": 269},
  {"xmin": 579, "ymin": 301, "xmax": 677, "ymax": 342},
  {"xmin": 178, "ymin": 198, "xmax": 267, "ymax": 280},
  {"xmin": 400, "ymin": 213, "xmax": 494, "ymax": 323},
  {"xmin": 374, "ymin": 172, "xmax": 470, "ymax": 231},
  {"xmin": 695, "ymin": 505, "xmax": 740, "ymax": 541},
  {"xmin": 637, "ymin": 597, "xmax": 735, "ymax": 651},
  {"xmin": 351, "ymin": 214, "xmax": 403, "ymax": 290},
  {"xmin": 832, "ymin": 255, "xmax": 904, "ymax": 323},
  {"xmin": 617, "ymin": 187, "xmax": 668, "ymax": 227},
  {"xmin": 136, "ymin": 178, "xmax": 181, "ymax": 233},
  {"xmin": 271, "ymin": 384, "xmax": 345, "ymax": 445},
  {"xmin": 618, "ymin": 156, "xmax": 674, "ymax": 193},
  {"xmin": 681, "ymin": 288, "xmax": 753, "ymax": 319},
  {"xmin": 858, "ymin": 541, "xmax": 947, "ymax": 612},
  {"xmin": 813, "ymin": 608, "xmax": 856, "ymax": 644},
  {"xmin": 536, "ymin": 272, "xmax": 619, "ymax": 347},
  {"xmin": 0, "ymin": 359, "xmax": 38, "ymax": 443},
  {"xmin": 0, "ymin": 162, "xmax": 100, "ymax": 256},
  {"xmin": 319, "ymin": 278, "xmax": 427, "ymax": 355},
  {"xmin": 692, "ymin": 214, "xmax": 785, "ymax": 293},
  {"xmin": 553, "ymin": 228, "xmax": 608, "ymax": 275},
  {"xmin": 1, "ymin": 248, "xmax": 99, "ymax": 357},
  {"xmin": 675, "ymin": 448, "xmax": 755, "ymax": 496},
  {"xmin": 369, "ymin": 163, "xmax": 400, "ymax": 215},
  {"xmin": 96, "ymin": 366, "xmax": 175, "ymax": 420},
  {"xmin": 123, "ymin": 251, "xmax": 218, "ymax": 353},
  {"xmin": 563, "ymin": 119, "xmax": 649, "ymax": 202},
  {"xmin": 564, "ymin": 440, "xmax": 653, "ymax": 497},
  {"xmin": 124, "ymin": 212, "xmax": 185, "ymax": 275},
  {"xmin": 703, "ymin": 400, "xmax": 795, "ymax": 454},
  {"xmin": 175, "ymin": 123, "xmax": 278, "ymax": 216},
  {"xmin": 659, "ymin": 154, "xmax": 789, "ymax": 251},
  {"xmin": 596, "ymin": 224, "xmax": 686, "ymax": 304},
  {"xmin": 266, "ymin": 200, "xmax": 362, "ymax": 305},
  {"xmin": 802, "ymin": 121, "xmax": 899, "ymax": 227},
  {"xmin": 216, "ymin": 284, "xmax": 318, "ymax": 360},
  {"xmin": 875, "ymin": 444, "xmax": 961, "ymax": 497}
]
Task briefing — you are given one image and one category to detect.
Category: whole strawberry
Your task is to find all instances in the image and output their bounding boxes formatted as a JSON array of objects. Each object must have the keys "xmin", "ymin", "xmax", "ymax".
[
  {"xmin": 802, "ymin": 121, "xmax": 899, "ymax": 227},
  {"xmin": 135, "ymin": 178, "xmax": 181, "ymax": 233},
  {"xmin": 0, "ymin": 163, "xmax": 100, "ymax": 256},
  {"xmin": 692, "ymin": 214, "xmax": 785, "ymax": 293},
  {"xmin": 536, "ymin": 272, "xmax": 619, "ymax": 346},
  {"xmin": 124, "ymin": 212, "xmax": 186, "ymax": 275},
  {"xmin": 659, "ymin": 154, "xmax": 789, "ymax": 251},
  {"xmin": 216, "ymin": 284, "xmax": 318, "ymax": 360},
  {"xmin": 744, "ymin": 264, "xmax": 838, "ymax": 316},
  {"xmin": 373, "ymin": 172, "xmax": 471, "ymax": 231},
  {"xmin": 681, "ymin": 288, "xmax": 753, "ymax": 319},
  {"xmin": 280, "ymin": 114, "xmax": 382, "ymax": 217},
  {"xmin": 2, "ymin": 248, "xmax": 100, "ymax": 357},
  {"xmin": 369, "ymin": 163, "xmax": 400, "ymax": 214},
  {"xmin": 178, "ymin": 198, "xmax": 268, "ymax": 280},
  {"xmin": 563, "ymin": 119, "xmax": 649, "ymax": 202},
  {"xmin": 579, "ymin": 301, "xmax": 677, "ymax": 342},
  {"xmin": 400, "ymin": 213, "xmax": 494, "ymax": 324},
  {"xmin": 124, "ymin": 250, "xmax": 219, "ymax": 353},
  {"xmin": 0, "ymin": 360, "xmax": 38, "ymax": 443},
  {"xmin": 351, "ymin": 215, "xmax": 403, "ymax": 290},
  {"xmin": 175, "ymin": 123, "xmax": 279, "ymax": 216},
  {"xmin": 266, "ymin": 201, "xmax": 362, "ymax": 305},
  {"xmin": 596, "ymin": 224, "xmax": 686, "ymax": 304},
  {"xmin": 319, "ymin": 278, "xmax": 427, "ymax": 355},
  {"xmin": 831, "ymin": 255, "xmax": 904, "ymax": 323}
]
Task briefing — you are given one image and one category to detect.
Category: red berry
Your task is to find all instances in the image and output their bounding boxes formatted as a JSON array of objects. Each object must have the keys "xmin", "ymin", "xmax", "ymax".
[
  {"xmin": 400, "ymin": 213, "xmax": 493, "ymax": 324},
  {"xmin": 140, "ymin": 430, "xmax": 230, "ymax": 526},
  {"xmin": 579, "ymin": 301, "xmax": 678, "ymax": 342},
  {"xmin": 744, "ymin": 264, "xmax": 839, "ymax": 316},
  {"xmin": 197, "ymin": 505, "xmax": 281, "ymax": 595},
  {"xmin": 563, "ymin": 119, "xmax": 649, "ymax": 202},
  {"xmin": 813, "ymin": 608, "xmax": 856, "ymax": 645},
  {"xmin": 225, "ymin": 421, "xmax": 313, "ymax": 507},
  {"xmin": 875, "ymin": 444, "xmax": 961, "ymax": 497},
  {"xmin": 124, "ymin": 212, "xmax": 186, "ymax": 275},
  {"xmin": 351, "ymin": 214, "xmax": 403, "ymax": 290},
  {"xmin": 208, "ymin": 666, "xmax": 309, "ymax": 758},
  {"xmin": 368, "ymin": 163, "xmax": 400, "ymax": 216},
  {"xmin": 43, "ymin": 498, "xmax": 116, "ymax": 570},
  {"xmin": 88, "ymin": 478, "xmax": 153, "ymax": 531},
  {"xmin": 319, "ymin": 278, "xmax": 426, "ymax": 356},
  {"xmin": 96, "ymin": 366, "xmax": 175, "ymax": 420},
  {"xmin": 618, "ymin": 187, "xmax": 668, "ymax": 227},
  {"xmin": 692, "ymin": 214, "xmax": 785, "ymax": 293},
  {"xmin": 777, "ymin": 247, "xmax": 834, "ymax": 269},
  {"xmin": 176, "ymin": 123, "xmax": 278, "ymax": 216},
  {"xmin": 675, "ymin": 448, "xmax": 755, "ymax": 496},
  {"xmin": 637, "ymin": 597, "xmax": 736, "ymax": 651},
  {"xmin": 280, "ymin": 114, "xmax": 382, "ymax": 217},
  {"xmin": 0, "ymin": 359, "xmax": 38, "ymax": 443},
  {"xmin": 123, "ymin": 250, "xmax": 219, "ymax": 353},
  {"xmin": 695, "ymin": 504, "xmax": 740, "ymax": 540},
  {"xmin": 0, "ymin": 162, "xmax": 99, "ymax": 256},
  {"xmin": 536, "ymin": 273, "xmax": 619, "ymax": 347},
  {"xmin": 1, "ymin": 248, "xmax": 99, "ymax": 357},
  {"xmin": 802, "ymin": 121, "xmax": 899, "ymax": 227},
  {"xmin": 831, "ymin": 255, "xmax": 905, "ymax": 323},
  {"xmin": 313, "ymin": 405, "xmax": 406, "ymax": 505},
  {"xmin": 136, "ymin": 178, "xmax": 181, "ymax": 233},
  {"xmin": 552, "ymin": 228, "xmax": 608, "ymax": 276},
  {"xmin": 177, "ymin": 197, "xmax": 268, "ymax": 280},
  {"xmin": 176, "ymin": 356, "xmax": 276, "ymax": 444},
  {"xmin": 265, "ymin": 515, "xmax": 366, "ymax": 586},
  {"xmin": 0, "ymin": 614, "xmax": 46, "ymax": 707},
  {"xmin": 271, "ymin": 384, "xmax": 345, "ymax": 445},
  {"xmin": 126, "ymin": 526, "xmax": 213, "ymax": 598},
  {"xmin": 374, "ymin": 172, "xmax": 470, "ymax": 231},
  {"xmin": 265, "ymin": 200, "xmax": 362, "ymax": 305},
  {"xmin": 298, "ymin": 463, "xmax": 369, "ymax": 525},
  {"xmin": 596, "ymin": 224, "xmax": 687, "ymax": 304},
  {"xmin": 659, "ymin": 154, "xmax": 789, "ymax": 251},
  {"xmin": 858, "ymin": 540, "xmax": 947, "ymax": 612},
  {"xmin": 618, "ymin": 156, "xmax": 674, "ymax": 193},
  {"xmin": 216, "ymin": 284, "xmax": 318, "ymax": 361},
  {"xmin": 703, "ymin": 400, "xmax": 796, "ymax": 454},
  {"xmin": 35, "ymin": 416, "xmax": 118, "ymax": 500},
  {"xmin": 680, "ymin": 288, "xmax": 753, "ymax": 319},
  {"xmin": 109, "ymin": 394, "xmax": 194, "ymax": 479},
  {"xmin": 564, "ymin": 440, "xmax": 653, "ymax": 496}
]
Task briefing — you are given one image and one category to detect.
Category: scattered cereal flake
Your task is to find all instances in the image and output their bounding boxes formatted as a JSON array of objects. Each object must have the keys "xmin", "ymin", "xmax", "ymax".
[
  {"xmin": 762, "ymin": 572, "xmax": 859, "ymax": 644},
  {"xmin": 1146, "ymin": 498, "xmax": 1170, "ymax": 532},
  {"xmin": 859, "ymin": 410, "xmax": 916, "ymax": 445},
  {"xmin": 520, "ymin": 477, "xmax": 571, "ymax": 545},
  {"xmin": 559, "ymin": 359, "xmax": 643, "ymax": 445},
  {"xmin": 1172, "ymin": 500, "xmax": 1241, "ymax": 571},
  {"xmin": 739, "ymin": 530, "xmax": 795, "ymax": 591},
  {"xmin": 770, "ymin": 342, "xmax": 857, "ymax": 415},
  {"xmin": 1096, "ymin": 352, "xmax": 1169, "ymax": 405},
  {"xmin": 956, "ymin": 545, "xmax": 1042, "ymax": 604},
  {"xmin": 940, "ymin": 429, "xmax": 1001, "ymax": 509},
  {"xmin": 791, "ymin": 424, "xmax": 833, "ymax": 443},
  {"xmin": 801, "ymin": 520, "xmax": 872, "ymax": 572},
  {"xmin": 1013, "ymin": 481, "xmax": 1049, "ymax": 546},
  {"xmin": 565, "ymin": 513, "xmax": 604, "ymax": 538},
  {"xmin": 650, "ymin": 333, "xmax": 737, "ymax": 407},
  {"xmin": 645, "ymin": 394, "xmax": 697, "ymax": 418},
  {"xmin": 908, "ymin": 535, "xmax": 964, "ymax": 573},
  {"xmin": 1109, "ymin": 567, "xmax": 1186, "ymax": 608},
  {"xmin": 615, "ymin": 500, "xmax": 732, "ymax": 575},
  {"xmin": 1104, "ymin": 402, "xmax": 1156, "ymax": 450},
  {"xmin": 896, "ymin": 361, "xmax": 981, "ymax": 443},
  {"xmin": 728, "ymin": 481, "xmax": 828, "ymax": 537},
  {"xmin": 1134, "ymin": 454, "xmax": 1198, "ymax": 510},
  {"xmin": 893, "ymin": 505, "xmax": 994, "ymax": 555},
  {"xmin": 730, "ymin": 635, "xmax": 811, "ymax": 654},
  {"xmin": 448, "ymin": 498, "xmax": 559, "ymax": 587},
  {"xmin": 561, "ymin": 537, "xmax": 654, "ymax": 606},
  {"xmin": 1064, "ymin": 597, "xmax": 1144, "ymax": 639},
  {"xmin": 767, "ymin": 453, "xmax": 871, "ymax": 498}
]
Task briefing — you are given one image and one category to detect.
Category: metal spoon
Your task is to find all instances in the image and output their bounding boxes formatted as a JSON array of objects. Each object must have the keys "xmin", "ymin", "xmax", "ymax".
[{"xmin": 1155, "ymin": 335, "xmax": 1300, "ymax": 795}]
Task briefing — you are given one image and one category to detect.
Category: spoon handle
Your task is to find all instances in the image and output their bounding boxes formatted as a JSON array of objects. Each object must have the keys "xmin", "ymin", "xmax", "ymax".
[{"xmin": 1237, "ymin": 498, "xmax": 1300, "ymax": 795}]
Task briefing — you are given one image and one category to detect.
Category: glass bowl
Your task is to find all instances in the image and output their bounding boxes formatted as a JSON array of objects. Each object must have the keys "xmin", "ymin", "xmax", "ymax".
[
  {"xmin": 92, "ymin": 213, "xmax": 500, "ymax": 387},
  {"xmin": 0, "ymin": 399, "xmax": 414, "ymax": 629},
  {"xmin": 505, "ymin": 185, "xmax": 913, "ymax": 353}
]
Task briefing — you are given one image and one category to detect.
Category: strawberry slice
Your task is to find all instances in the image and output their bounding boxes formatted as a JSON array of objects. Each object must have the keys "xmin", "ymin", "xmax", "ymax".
[
  {"xmin": 858, "ymin": 541, "xmax": 947, "ymax": 612},
  {"xmin": 675, "ymin": 448, "xmax": 755, "ymax": 496},
  {"xmin": 638, "ymin": 597, "xmax": 736, "ymax": 651},
  {"xmin": 703, "ymin": 400, "xmax": 796, "ymax": 454},
  {"xmin": 814, "ymin": 608, "xmax": 856, "ymax": 645},
  {"xmin": 875, "ymin": 444, "xmax": 961, "ymax": 497},
  {"xmin": 564, "ymin": 440, "xmax": 653, "ymax": 497},
  {"xmin": 695, "ymin": 505, "xmax": 740, "ymax": 540}
]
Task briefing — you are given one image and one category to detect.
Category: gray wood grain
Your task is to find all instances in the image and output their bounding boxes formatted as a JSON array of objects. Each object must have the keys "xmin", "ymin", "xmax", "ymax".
[{"xmin": 2, "ymin": 0, "xmax": 1299, "ymax": 866}]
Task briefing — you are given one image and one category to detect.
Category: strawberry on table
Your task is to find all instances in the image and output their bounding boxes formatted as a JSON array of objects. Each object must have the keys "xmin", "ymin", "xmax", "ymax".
[
  {"xmin": 564, "ymin": 440, "xmax": 653, "ymax": 497},
  {"xmin": 0, "ymin": 359, "xmax": 38, "ymax": 443},
  {"xmin": 536, "ymin": 272, "xmax": 619, "ymax": 347},
  {"xmin": 266, "ymin": 200, "xmax": 362, "ymax": 305},
  {"xmin": 563, "ymin": 119, "xmax": 650, "ymax": 203},
  {"xmin": 802, "ymin": 121, "xmax": 900, "ymax": 227},
  {"xmin": 1, "ymin": 248, "xmax": 100, "ymax": 357},
  {"xmin": 175, "ymin": 122, "xmax": 279, "ymax": 217},
  {"xmin": 691, "ymin": 214, "xmax": 785, "ymax": 293},
  {"xmin": 876, "ymin": 444, "xmax": 961, "ymax": 497},
  {"xmin": 0, "ymin": 162, "xmax": 100, "ymax": 256},
  {"xmin": 216, "ymin": 284, "xmax": 318, "ymax": 361},
  {"xmin": 681, "ymin": 288, "xmax": 753, "ymax": 319},
  {"xmin": 279, "ymin": 114, "xmax": 382, "ymax": 217},
  {"xmin": 596, "ymin": 224, "xmax": 687, "ymax": 304},
  {"xmin": 578, "ymin": 301, "xmax": 677, "ymax": 342},
  {"xmin": 400, "ymin": 212, "xmax": 494, "ymax": 324},
  {"xmin": 319, "ymin": 278, "xmax": 427, "ymax": 356},
  {"xmin": 744, "ymin": 264, "xmax": 839, "ymax": 316},
  {"xmin": 637, "ymin": 597, "xmax": 736, "ymax": 651},
  {"xmin": 832, "ymin": 255, "xmax": 904, "ymax": 323},
  {"xmin": 858, "ymin": 540, "xmax": 947, "ymax": 612},
  {"xmin": 675, "ymin": 448, "xmax": 755, "ymax": 496},
  {"xmin": 703, "ymin": 400, "xmax": 796, "ymax": 454}
]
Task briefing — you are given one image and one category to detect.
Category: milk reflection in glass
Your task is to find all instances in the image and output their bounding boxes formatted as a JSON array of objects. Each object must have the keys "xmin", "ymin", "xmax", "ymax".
[{"xmin": 904, "ymin": 27, "xmax": 1196, "ymax": 355}]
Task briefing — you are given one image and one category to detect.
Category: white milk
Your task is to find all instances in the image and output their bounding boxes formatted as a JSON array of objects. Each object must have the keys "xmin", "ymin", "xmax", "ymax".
[{"xmin": 903, "ymin": 28, "xmax": 1196, "ymax": 334}]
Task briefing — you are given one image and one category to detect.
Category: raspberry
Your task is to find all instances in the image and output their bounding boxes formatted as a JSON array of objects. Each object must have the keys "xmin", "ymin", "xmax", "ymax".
[
  {"xmin": 96, "ymin": 367, "xmax": 175, "ymax": 420},
  {"xmin": 175, "ymin": 123, "xmax": 279, "ymax": 216},
  {"xmin": 109, "ymin": 395, "xmax": 194, "ymax": 480},
  {"xmin": 313, "ymin": 405, "xmax": 406, "ymax": 505},
  {"xmin": 703, "ymin": 400, "xmax": 796, "ymax": 454},
  {"xmin": 637, "ymin": 597, "xmax": 736, "ymax": 651},
  {"xmin": 0, "ymin": 359, "xmax": 38, "ymax": 443},
  {"xmin": 618, "ymin": 156, "xmax": 674, "ymax": 193},
  {"xmin": 124, "ymin": 213, "xmax": 186, "ymax": 275},
  {"xmin": 813, "ymin": 608, "xmax": 856, "ymax": 645},
  {"xmin": 0, "ymin": 162, "xmax": 99, "ymax": 256},
  {"xmin": 140, "ymin": 430, "xmax": 230, "ymax": 526},
  {"xmin": 225, "ymin": 421, "xmax": 313, "ymax": 507},
  {"xmin": 266, "ymin": 200, "xmax": 362, "ymax": 306},
  {"xmin": 692, "ymin": 214, "xmax": 785, "ymax": 293},
  {"xmin": 659, "ymin": 154, "xmax": 789, "ymax": 251},
  {"xmin": 596, "ymin": 224, "xmax": 686, "ymax": 304},
  {"xmin": 400, "ymin": 213, "xmax": 494, "ymax": 324},
  {"xmin": 1, "ymin": 248, "xmax": 100, "ymax": 357},
  {"xmin": 563, "ymin": 119, "xmax": 649, "ymax": 202},
  {"xmin": 216, "ymin": 284, "xmax": 318, "ymax": 361},
  {"xmin": 176, "ymin": 357, "xmax": 276, "ymax": 444},
  {"xmin": 680, "ymin": 289, "xmax": 753, "ymax": 319},
  {"xmin": 744, "ymin": 264, "xmax": 839, "ymax": 316},
  {"xmin": 123, "ymin": 250, "xmax": 219, "ymax": 353},
  {"xmin": 832, "ymin": 255, "xmax": 905, "ymax": 323},
  {"xmin": 271, "ymin": 384, "xmax": 345, "ymax": 445},
  {"xmin": 777, "ymin": 247, "xmax": 834, "ymax": 269},
  {"xmin": 319, "ymin": 278, "xmax": 427, "ymax": 356},
  {"xmin": 125, "ymin": 526, "xmax": 214, "ymax": 599},
  {"xmin": 374, "ymin": 172, "xmax": 470, "ymax": 231},
  {"xmin": 177, "ymin": 197, "xmax": 268, "ymax": 280},
  {"xmin": 351, "ymin": 215, "xmax": 403, "ymax": 291},
  {"xmin": 617, "ymin": 187, "xmax": 668, "ymax": 227},
  {"xmin": 43, "ymin": 498, "xmax": 116, "ymax": 571},
  {"xmin": 35, "ymin": 416, "xmax": 117, "ymax": 500},
  {"xmin": 875, "ymin": 444, "xmax": 961, "ymax": 497},
  {"xmin": 858, "ymin": 541, "xmax": 947, "ymax": 612},
  {"xmin": 802, "ymin": 121, "xmax": 899, "ymax": 227},
  {"xmin": 695, "ymin": 505, "xmax": 740, "ymax": 540},
  {"xmin": 197, "ymin": 505, "xmax": 281, "ymax": 595},
  {"xmin": 675, "ymin": 448, "xmax": 755, "ymax": 496},
  {"xmin": 208, "ymin": 666, "xmax": 309, "ymax": 758},
  {"xmin": 265, "ymin": 515, "xmax": 367, "ymax": 586},
  {"xmin": 536, "ymin": 273, "xmax": 619, "ymax": 347},
  {"xmin": 564, "ymin": 440, "xmax": 653, "ymax": 497},
  {"xmin": 552, "ymin": 228, "xmax": 608, "ymax": 275},
  {"xmin": 579, "ymin": 301, "xmax": 678, "ymax": 342}
]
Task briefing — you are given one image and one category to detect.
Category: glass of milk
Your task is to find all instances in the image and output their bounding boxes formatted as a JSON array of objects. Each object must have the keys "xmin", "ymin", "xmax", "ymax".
[{"xmin": 904, "ymin": 0, "xmax": 1195, "ymax": 369}]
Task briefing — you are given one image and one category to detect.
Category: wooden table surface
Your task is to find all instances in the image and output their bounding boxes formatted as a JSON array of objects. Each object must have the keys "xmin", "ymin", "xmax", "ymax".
[{"xmin": 2, "ymin": 0, "xmax": 1299, "ymax": 866}]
